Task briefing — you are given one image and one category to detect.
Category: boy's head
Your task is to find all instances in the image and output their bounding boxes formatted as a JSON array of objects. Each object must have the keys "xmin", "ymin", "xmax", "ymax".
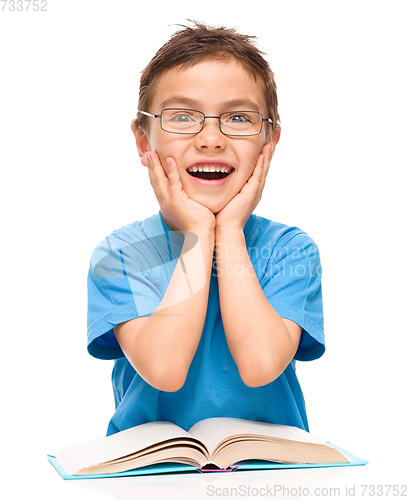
[
  {"xmin": 132, "ymin": 22, "xmax": 281, "ymax": 215},
  {"xmin": 133, "ymin": 22, "xmax": 280, "ymax": 139}
]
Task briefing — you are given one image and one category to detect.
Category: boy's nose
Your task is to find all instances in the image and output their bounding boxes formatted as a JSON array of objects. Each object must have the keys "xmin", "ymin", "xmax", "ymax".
[{"xmin": 193, "ymin": 117, "xmax": 227, "ymax": 150}]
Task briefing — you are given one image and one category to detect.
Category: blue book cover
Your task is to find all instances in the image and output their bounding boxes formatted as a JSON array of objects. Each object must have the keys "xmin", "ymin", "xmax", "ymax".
[{"xmin": 48, "ymin": 444, "xmax": 367, "ymax": 480}]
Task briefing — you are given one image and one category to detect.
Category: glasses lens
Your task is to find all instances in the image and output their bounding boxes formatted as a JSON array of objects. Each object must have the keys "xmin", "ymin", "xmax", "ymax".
[
  {"xmin": 161, "ymin": 109, "xmax": 203, "ymax": 133},
  {"xmin": 220, "ymin": 111, "xmax": 262, "ymax": 136}
]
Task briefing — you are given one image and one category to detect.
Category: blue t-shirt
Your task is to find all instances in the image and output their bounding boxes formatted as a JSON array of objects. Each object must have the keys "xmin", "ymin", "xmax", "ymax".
[{"xmin": 87, "ymin": 212, "xmax": 325, "ymax": 436}]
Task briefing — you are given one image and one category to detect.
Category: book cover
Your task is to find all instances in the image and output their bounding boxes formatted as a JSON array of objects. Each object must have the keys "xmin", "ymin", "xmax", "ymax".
[{"xmin": 48, "ymin": 443, "xmax": 367, "ymax": 480}]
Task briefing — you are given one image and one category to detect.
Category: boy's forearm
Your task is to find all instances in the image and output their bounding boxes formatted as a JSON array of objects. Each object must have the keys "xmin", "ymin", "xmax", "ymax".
[
  {"xmin": 131, "ymin": 228, "xmax": 215, "ymax": 391},
  {"xmin": 215, "ymin": 227, "xmax": 299, "ymax": 387}
]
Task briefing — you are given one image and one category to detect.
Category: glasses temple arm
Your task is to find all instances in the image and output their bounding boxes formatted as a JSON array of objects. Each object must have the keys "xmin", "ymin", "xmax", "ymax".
[{"xmin": 137, "ymin": 110, "xmax": 161, "ymax": 118}]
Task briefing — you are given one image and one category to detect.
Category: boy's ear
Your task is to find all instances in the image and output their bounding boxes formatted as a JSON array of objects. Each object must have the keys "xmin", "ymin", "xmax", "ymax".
[
  {"xmin": 267, "ymin": 126, "xmax": 281, "ymax": 159},
  {"xmin": 131, "ymin": 119, "xmax": 150, "ymax": 167},
  {"xmin": 272, "ymin": 125, "xmax": 281, "ymax": 146}
]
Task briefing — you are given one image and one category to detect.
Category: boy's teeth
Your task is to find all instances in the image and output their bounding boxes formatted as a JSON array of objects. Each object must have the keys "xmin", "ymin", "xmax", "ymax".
[{"xmin": 187, "ymin": 164, "xmax": 232, "ymax": 173}]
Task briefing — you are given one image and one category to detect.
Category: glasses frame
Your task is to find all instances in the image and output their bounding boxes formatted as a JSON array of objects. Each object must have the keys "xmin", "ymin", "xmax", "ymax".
[{"xmin": 138, "ymin": 108, "xmax": 273, "ymax": 137}]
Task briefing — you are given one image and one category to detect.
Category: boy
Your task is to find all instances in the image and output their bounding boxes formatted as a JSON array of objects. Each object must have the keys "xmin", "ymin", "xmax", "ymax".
[{"xmin": 87, "ymin": 22, "xmax": 325, "ymax": 436}]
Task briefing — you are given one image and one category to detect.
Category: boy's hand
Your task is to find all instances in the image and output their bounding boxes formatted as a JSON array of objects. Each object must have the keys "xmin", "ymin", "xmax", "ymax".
[
  {"xmin": 146, "ymin": 152, "xmax": 216, "ymax": 234},
  {"xmin": 215, "ymin": 143, "xmax": 274, "ymax": 231}
]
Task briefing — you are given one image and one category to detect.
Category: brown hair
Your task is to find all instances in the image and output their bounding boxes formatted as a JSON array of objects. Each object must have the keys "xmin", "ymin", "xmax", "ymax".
[{"xmin": 132, "ymin": 21, "xmax": 280, "ymax": 140}]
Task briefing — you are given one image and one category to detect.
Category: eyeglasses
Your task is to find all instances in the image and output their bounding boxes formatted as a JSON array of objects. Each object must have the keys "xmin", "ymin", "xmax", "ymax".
[{"xmin": 138, "ymin": 108, "xmax": 273, "ymax": 136}]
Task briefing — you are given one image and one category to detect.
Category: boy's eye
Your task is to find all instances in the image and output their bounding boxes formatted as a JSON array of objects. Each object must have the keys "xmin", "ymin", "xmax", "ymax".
[
  {"xmin": 225, "ymin": 113, "xmax": 251, "ymax": 123},
  {"xmin": 169, "ymin": 113, "xmax": 196, "ymax": 122}
]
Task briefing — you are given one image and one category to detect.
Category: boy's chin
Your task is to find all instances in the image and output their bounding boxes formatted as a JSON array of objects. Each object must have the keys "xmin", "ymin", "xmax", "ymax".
[
  {"xmin": 205, "ymin": 203, "xmax": 228, "ymax": 215},
  {"xmin": 194, "ymin": 196, "xmax": 234, "ymax": 215}
]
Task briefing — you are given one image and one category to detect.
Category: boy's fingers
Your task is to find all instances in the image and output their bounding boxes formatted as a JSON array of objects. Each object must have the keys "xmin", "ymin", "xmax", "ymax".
[
  {"xmin": 147, "ymin": 153, "xmax": 170, "ymax": 199},
  {"xmin": 167, "ymin": 158, "xmax": 183, "ymax": 187},
  {"xmin": 147, "ymin": 157, "xmax": 163, "ymax": 204},
  {"xmin": 260, "ymin": 143, "xmax": 274, "ymax": 185},
  {"xmin": 147, "ymin": 154, "xmax": 171, "ymax": 206},
  {"xmin": 250, "ymin": 144, "xmax": 273, "ymax": 199},
  {"xmin": 147, "ymin": 152, "xmax": 164, "ymax": 180},
  {"xmin": 251, "ymin": 154, "xmax": 265, "ymax": 184}
]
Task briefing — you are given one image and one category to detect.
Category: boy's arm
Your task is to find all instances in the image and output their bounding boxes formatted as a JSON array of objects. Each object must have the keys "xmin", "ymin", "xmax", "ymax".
[
  {"xmin": 215, "ymin": 142, "xmax": 301, "ymax": 387},
  {"xmin": 114, "ymin": 153, "xmax": 215, "ymax": 392},
  {"xmin": 215, "ymin": 227, "xmax": 301, "ymax": 387},
  {"xmin": 114, "ymin": 228, "xmax": 214, "ymax": 392}
]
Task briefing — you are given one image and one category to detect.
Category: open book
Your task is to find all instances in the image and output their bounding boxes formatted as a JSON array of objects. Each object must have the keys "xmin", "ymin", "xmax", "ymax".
[{"xmin": 55, "ymin": 417, "xmax": 350, "ymax": 476}]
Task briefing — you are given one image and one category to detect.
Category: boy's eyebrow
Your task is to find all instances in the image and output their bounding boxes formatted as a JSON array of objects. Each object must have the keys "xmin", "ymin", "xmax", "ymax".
[
  {"xmin": 222, "ymin": 99, "xmax": 261, "ymax": 112},
  {"xmin": 159, "ymin": 96, "xmax": 199, "ymax": 109},
  {"xmin": 158, "ymin": 96, "xmax": 262, "ymax": 112}
]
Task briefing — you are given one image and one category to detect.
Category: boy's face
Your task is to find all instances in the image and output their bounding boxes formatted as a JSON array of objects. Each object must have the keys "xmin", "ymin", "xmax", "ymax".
[{"xmin": 136, "ymin": 59, "xmax": 279, "ymax": 214}]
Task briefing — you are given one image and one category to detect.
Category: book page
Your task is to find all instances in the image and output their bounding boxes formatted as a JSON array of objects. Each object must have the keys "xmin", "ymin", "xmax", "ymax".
[
  {"xmin": 57, "ymin": 421, "xmax": 194, "ymax": 470},
  {"xmin": 188, "ymin": 418, "xmax": 327, "ymax": 454}
]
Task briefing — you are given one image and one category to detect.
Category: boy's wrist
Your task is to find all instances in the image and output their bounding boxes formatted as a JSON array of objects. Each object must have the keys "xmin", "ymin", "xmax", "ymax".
[
  {"xmin": 185, "ymin": 226, "xmax": 215, "ymax": 241},
  {"xmin": 215, "ymin": 225, "xmax": 244, "ymax": 241},
  {"xmin": 181, "ymin": 227, "xmax": 215, "ymax": 258}
]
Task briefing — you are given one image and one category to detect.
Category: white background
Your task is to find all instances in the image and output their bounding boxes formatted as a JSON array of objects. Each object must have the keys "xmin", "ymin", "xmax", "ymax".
[{"xmin": 1, "ymin": 1, "xmax": 408, "ymax": 499}]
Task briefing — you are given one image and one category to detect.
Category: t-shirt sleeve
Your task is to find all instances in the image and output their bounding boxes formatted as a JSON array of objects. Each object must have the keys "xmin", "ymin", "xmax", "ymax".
[
  {"xmin": 260, "ymin": 231, "xmax": 325, "ymax": 361},
  {"xmin": 87, "ymin": 239, "xmax": 163, "ymax": 360}
]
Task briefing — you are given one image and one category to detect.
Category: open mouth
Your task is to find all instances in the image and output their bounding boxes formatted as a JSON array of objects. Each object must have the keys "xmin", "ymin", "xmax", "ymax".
[{"xmin": 186, "ymin": 165, "xmax": 234, "ymax": 180}]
